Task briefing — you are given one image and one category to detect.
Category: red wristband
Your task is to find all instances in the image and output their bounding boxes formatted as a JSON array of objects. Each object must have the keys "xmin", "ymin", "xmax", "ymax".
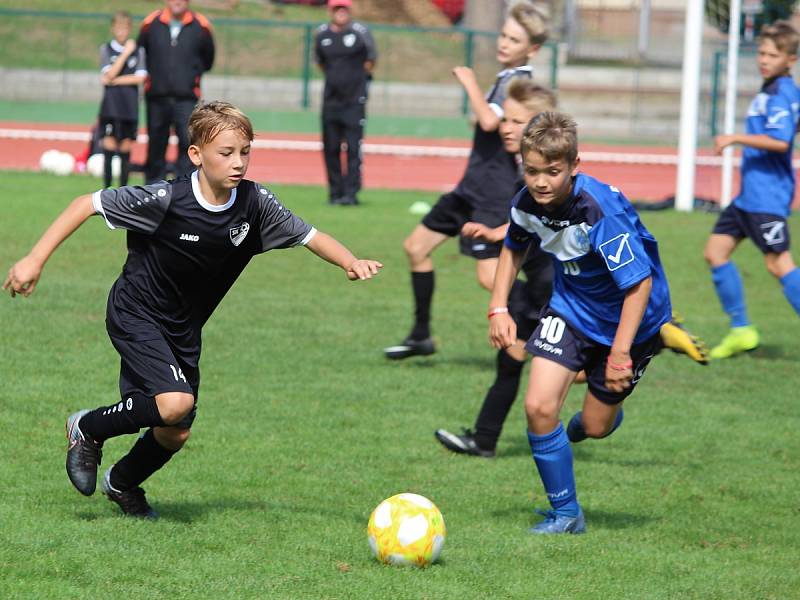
[
  {"xmin": 487, "ymin": 307, "xmax": 509, "ymax": 319},
  {"xmin": 607, "ymin": 357, "xmax": 633, "ymax": 371}
]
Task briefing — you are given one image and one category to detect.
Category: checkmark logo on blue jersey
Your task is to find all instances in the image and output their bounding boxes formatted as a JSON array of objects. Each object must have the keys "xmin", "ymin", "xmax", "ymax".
[{"xmin": 599, "ymin": 232, "xmax": 634, "ymax": 271}]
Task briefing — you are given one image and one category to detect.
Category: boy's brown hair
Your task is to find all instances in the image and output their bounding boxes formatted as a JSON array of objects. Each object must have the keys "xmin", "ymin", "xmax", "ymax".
[
  {"xmin": 508, "ymin": 1, "xmax": 549, "ymax": 46},
  {"xmin": 188, "ymin": 101, "xmax": 254, "ymax": 147},
  {"xmin": 520, "ymin": 111, "xmax": 578, "ymax": 164},
  {"xmin": 759, "ymin": 20, "xmax": 799, "ymax": 56},
  {"xmin": 111, "ymin": 11, "xmax": 132, "ymax": 26},
  {"xmin": 506, "ymin": 78, "xmax": 556, "ymax": 115}
]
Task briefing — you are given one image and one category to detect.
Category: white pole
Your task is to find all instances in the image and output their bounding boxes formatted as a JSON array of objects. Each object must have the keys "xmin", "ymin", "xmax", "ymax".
[
  {"xmin": 638, "ymin": 0, "xmax": 652, "ymax": 59},
  {"xmin": 720, "ymin": 0, "xmax": 742, "ymax": 207},
  {"xmin": 675, "ymin": 0, "xmax": 706, "ymax": 212}
]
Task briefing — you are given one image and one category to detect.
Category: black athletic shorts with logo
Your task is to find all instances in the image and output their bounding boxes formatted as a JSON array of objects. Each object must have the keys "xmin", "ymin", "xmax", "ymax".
[
  {"xmin": 525, "ymin": 307, "xmax": 663, "ymax": 405},
  {"xmin": 421, "ymin": 191, "xmax": 507, "ymax": 259},
  {"xmin": 101, "ymin": 117, "xmax": 138, "ymax": 143},
  {"xmin": 712, "ymin": 204, "xmax": 791, "ymax": 254},
  {"xmin": 107, "ymin": 309, "xmax": 199, "ymax": 430}
]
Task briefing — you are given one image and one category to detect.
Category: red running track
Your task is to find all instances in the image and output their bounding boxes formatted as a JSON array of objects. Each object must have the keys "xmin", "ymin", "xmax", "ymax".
[{"xmin": 2, "ymin": 120, "xmax": 799, "ymax": 206}]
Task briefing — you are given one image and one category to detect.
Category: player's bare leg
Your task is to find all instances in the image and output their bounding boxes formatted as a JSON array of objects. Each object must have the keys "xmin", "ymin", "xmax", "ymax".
[
  {"xmin": 385, "ymin": 225, "xmax": 448, "ymax": 359},
  {"xmin": 705, "ymin": 234, "xmax": 759, "ymax": 358},
  {"xmin": 566, "ymin": 391, "xmax": 624, "ymax": 443},
  {"xmin": 475, "ymin": 257, "xmax": 499, "ymax": 291}
]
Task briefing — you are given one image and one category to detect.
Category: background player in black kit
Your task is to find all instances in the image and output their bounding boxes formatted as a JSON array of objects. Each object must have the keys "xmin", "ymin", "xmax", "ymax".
[
  {"xmin": 3, "ymin": 101, "xmax": 382, "ymax": 518},
  {"xmin": 314, "ymin": 0, "xmax": 377, "ymax": 206},
  {"xmin": 98, "ymin": 11, "xmax": 147, "ymax": 188},
  {"xmin": 384, "ymin": 2, "xmax": 548, "ymax": 359}
]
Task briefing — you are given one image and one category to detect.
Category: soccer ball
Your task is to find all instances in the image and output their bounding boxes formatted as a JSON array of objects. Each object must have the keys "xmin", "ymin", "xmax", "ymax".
[
  {"xmin": 86, "ymin": 153, "xmax": 120, "ymax": 179},
  {"xmin": 367, "ymin": 493, "xmax": 446, "ymax": 567}
]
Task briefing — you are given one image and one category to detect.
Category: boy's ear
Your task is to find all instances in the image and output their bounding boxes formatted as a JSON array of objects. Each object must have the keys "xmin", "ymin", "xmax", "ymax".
[
  {"xmin": 188, "ymin": 145, "xmax": 202, "ymax": 167},
  {"xmin": 570, "ymin": 156, "xmax": 581, "ymax": 176},
  {"xmin": 527, "ymin": 44, "xmax": 541, "ymax": 60}
]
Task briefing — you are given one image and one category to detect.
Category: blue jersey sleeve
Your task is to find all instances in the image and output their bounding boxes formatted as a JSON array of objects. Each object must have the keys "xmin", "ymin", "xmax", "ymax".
[
  {"xmin": 590, "ymin": 213, "xmax": 652, "ymax": 290},
  {"xmin": 764, "ymin": 89, "xmax": 797, "ymax": 143}
]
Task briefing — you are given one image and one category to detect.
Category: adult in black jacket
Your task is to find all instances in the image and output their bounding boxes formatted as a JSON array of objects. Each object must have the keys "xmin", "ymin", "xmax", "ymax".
[
  {"xmin": 138, "ymin": 0, "xmax": 214, "ymax": 183},
  {"xmin": 314, "ymin": 0, "xmax": 377, "ymax": 205}
]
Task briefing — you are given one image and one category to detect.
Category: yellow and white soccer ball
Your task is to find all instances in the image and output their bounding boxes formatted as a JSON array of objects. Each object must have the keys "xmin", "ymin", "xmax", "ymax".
[{"xmin": 367, "ymin": 493, "xmax": 445, "ymax": 567}]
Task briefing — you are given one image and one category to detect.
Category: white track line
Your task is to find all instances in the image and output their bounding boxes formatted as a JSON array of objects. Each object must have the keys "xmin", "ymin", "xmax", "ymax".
[{"xmin": 0, "ymin": 126, "xmax": 770, "ymax": 167}]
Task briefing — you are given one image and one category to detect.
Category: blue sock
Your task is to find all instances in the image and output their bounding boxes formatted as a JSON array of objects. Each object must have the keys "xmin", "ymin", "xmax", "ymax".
[
  {"xmin": 527, "ymin": 423, "xmax": 580, "ymax": 517},
  {"xmin": 711, "ymin": 262, "xmax": 749, "ymax": 328},
  {"xmin": 780, "ymin": 268, "xmax": 800, "ymax": 316},
  {"xmin": 566, "ymin": 409, "xmax": 624, "ymax": 443}
]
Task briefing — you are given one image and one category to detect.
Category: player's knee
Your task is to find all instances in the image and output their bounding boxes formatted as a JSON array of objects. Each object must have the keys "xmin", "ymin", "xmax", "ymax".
[
  {"xmin": 156, "ymin": 392, "xmax": 195, "ymax": 425},
  {"xmin": 703, "ymin": 245, "xmax": 721, "ymax": 267},
  {"xmin": 582, "ymin": 420, "xmax": 611, "ymax": 439},
  {"xmin": 477, "ymin": 270, "xmax": 494, "ymax": 291},
  {"xmin": 154, "ymin": 426, "xmax": 191, "ymax": 451},
  {"xmin": 403, "ymin": 236, "xmax": 426, "ymax": 262},
  {"xmin": 524, "ymin": 397, "xmax": 558, "ymax": 424}
]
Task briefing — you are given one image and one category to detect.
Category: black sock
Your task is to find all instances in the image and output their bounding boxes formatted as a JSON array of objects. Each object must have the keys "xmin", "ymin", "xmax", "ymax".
[
  {"xmin": 473, "ymin": 350, "xmax": 525, "ymax": 450},
  {"xmin": 79, "ymin": 392, "xmax": 165, "ymax": 443},
  {"xmin": 410, "ymin": 271, "xmax": 434, "ymax": 340},
  {"xmin": 102, "ymin": 150, "xmax": 114, "ymax": 188},
  {"xmin": 110, "ymin": 428, "xmax": 177, "ymax": 491},
  {"xmin": 119, "ymin": 151, "xmax": 131, "ymax": 186}
]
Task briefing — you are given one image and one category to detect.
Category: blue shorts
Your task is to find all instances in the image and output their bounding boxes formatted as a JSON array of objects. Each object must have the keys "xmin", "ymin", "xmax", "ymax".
[
  {"xmin": 712, "ymin": 204, "xmax": 791, "ymax": 254},
  {"xmin": 525, "ymin": 308, "xmax": 662, "ymax": 405}
]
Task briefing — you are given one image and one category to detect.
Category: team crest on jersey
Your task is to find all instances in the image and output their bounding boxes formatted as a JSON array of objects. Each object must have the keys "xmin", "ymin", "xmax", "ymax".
[
  {"xmin": 343, "ymin": 33, "xmax": 356, "ymax": 47},
  {"xmin": 573, "ymin": 228, "xmax": 591, "ymax": 253},
  {"xmin": 230, "ymin": 222, "xmax": 250, "ymax": 247}
]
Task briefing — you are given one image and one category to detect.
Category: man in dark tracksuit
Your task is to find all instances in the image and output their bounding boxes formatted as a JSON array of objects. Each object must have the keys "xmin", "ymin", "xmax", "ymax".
[
  {"xmin": 138, "ymin": 0, "xmax": 214, "ymax": 183},
  {"xmin": 314, "ymin": 0, "xmax": 377, "ymax": 206}
]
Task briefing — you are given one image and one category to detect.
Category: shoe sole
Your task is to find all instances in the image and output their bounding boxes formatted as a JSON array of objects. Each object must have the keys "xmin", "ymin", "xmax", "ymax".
[{"xmin": 383, "ymin": 345, "xmax": 436, "ymax": 360}]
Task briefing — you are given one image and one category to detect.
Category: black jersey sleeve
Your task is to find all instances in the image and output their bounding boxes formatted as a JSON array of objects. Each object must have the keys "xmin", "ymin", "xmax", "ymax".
[
  {"xmin": 92, "ymin": 182, "xmax": 172, "ymax": 234},
  {"xmin": 488, "ymin": 67, "xmax": 533, "ymax": 116},
  {"xmin": 99, "ymin": 43, "xmax": 112, "ymax": 73},
  {"xmin": 354, "ymin": 22, "xmax": 377, "ymax": 62},
  {"xmin": 254, "ymin": 184, "xmax": 316, "ymax": 252}
]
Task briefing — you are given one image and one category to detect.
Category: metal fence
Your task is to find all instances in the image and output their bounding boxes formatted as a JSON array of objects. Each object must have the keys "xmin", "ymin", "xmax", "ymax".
[{"xmin": 0, "ymin": 8, "xmax": 558, "ymax": 118}]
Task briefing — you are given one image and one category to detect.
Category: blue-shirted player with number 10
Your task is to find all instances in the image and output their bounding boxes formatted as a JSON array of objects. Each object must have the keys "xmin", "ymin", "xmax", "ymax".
[{"xmin": 488, "ymin": 111, "xmax": 671, "ymax": 534}]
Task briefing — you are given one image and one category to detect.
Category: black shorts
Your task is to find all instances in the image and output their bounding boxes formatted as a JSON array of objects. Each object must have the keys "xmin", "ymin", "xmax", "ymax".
[
  {"xmin": 712, "ymin": 204, "xmax": 791, "ymax": 254},
  {"xmin": 100, "ymin": 118, "xmax": 138, "ymax": 142},
  {"xmin": 421, "ymin": 191, "xmax": 507, "ymax": 260},
  {"xmin": 525, "ymin": 308, "xmax": 663, "ymax": 405},
  {"xmin": 107, "ymin": 321, "xmax": 200, "ymax": 430}
]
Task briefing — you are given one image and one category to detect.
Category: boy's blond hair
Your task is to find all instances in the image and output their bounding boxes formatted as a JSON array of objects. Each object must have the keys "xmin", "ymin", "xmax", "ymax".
[
  {"xmin": 521, "ymin": 111, "xmax": 578, "ymax": 164},
  {"xmin": 506, "ymin": 78, "xmax": 556, "ymax": 115},
  {"xmin": 111, "ymin": 11, "xmax": 132, "ymax": 26},
  {"xmin": 188, "ymin": 101, "xmax": 254, "ymax": 147},
  {"xmin": 759, "ymin": 20, "xmax": 799, "ymax": 56},
  {"xmin": 508, "ymin": 1, "xmax": 549, "ymax": 46}
]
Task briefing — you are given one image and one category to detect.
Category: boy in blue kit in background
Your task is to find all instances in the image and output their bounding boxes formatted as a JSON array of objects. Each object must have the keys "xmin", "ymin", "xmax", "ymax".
[
  {"xmin": 384, "ymin": 2, "xmax": 547, "ymax": 359},
  {"xmin": 488, "ymin": 112, "xmax": 671, "ymax": 534},
  {"xmin": 98, "ymin": 11, "xmax": 147, "ymax": 188},
  {"xmin": 705, "ymin": 20, "xmax": 800, "ymax": 359},
  {"xmin": 4, "ymin": 101, "xmax": 382, "ymax": 518}
]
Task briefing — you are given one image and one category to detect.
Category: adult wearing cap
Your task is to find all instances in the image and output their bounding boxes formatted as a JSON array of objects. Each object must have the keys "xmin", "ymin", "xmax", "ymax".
[
  {"xmin": 314, "ymin": 0, "xmax": 377, "ymax": 205},
  {"xmin": 138, "ymin": 0, "xmax": 215, "ymax": 183}
]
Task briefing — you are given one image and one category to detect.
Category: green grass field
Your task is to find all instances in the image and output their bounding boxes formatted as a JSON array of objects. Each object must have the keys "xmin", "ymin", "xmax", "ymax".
[{"xmin": 1, "ymin": 171, "xmax": 799, "ymax": 599}]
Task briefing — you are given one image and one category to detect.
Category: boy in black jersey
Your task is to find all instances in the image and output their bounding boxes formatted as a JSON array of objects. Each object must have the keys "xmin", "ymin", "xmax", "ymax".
[
  {"xmin": 4, "ymin": 101, "xmax": 382, "ymax": 518},
  {"xmin": 98, "ymin": 11, "xmax": 147, "ymax": 188},
  {"xmin": 384, "ymin": 2, "xmax": 548, "ymax": 359}
]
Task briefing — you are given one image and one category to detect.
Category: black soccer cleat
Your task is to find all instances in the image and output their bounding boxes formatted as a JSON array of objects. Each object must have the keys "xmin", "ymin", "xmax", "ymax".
[
  {"xmin": 101, "ymin": 469, "xmax": 159, "ymax": 520},
  {"xmin": 384, "ymin": 336, "xmax": 436, "ymax": 360},
  {"xmin": 434, "ymin": 428, "xmax": 496, "ymax": 458},
  {"xmin": 65, "ymin": 409, "xmax": 102, "ymax": 496}
]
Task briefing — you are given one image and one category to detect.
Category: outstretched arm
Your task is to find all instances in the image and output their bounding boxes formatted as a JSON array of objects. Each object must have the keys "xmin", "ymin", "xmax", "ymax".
[
  {"xmin": 714, "ymin": 133, "xmax": 789, "ymax": 154},
  {"xmin": 3, "ymin": 194, "xmax": 96, "ymax": 297},
  {"xmin": 305, "ymin": 231, "xmax": 383, "ymax": 281}
]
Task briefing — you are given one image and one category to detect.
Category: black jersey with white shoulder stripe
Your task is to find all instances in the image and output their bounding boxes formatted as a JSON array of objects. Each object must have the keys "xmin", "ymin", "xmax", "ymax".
[
  {"xmin": 453, "ymin": 65, "xmax": 533, "ymax": 211},
  {"xmin": 93, "ymin": 172, "xmax": 315, "ymax": 351},
  {"xmin": 99, "ymin": 40, "xmax": 147, "ymax": 121}
]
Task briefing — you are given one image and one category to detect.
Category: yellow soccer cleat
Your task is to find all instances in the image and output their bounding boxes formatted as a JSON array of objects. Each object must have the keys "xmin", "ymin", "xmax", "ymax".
[
  {"xmin": 660, "ymin": 315, "xmax": 710, "ymax": 365},
  {"xmin": 709, "ymin": 325, "xmax": 760, "ymax": 359}
]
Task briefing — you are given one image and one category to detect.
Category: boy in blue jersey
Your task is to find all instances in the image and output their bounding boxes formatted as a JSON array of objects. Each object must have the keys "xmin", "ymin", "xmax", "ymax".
[
  {"xmin": 705, "ymin": 20, "xmax": 800, "ymax": 359},
  {"xmin": 488, "ymin": 111, "xmax": 671, "ymax": 534}
]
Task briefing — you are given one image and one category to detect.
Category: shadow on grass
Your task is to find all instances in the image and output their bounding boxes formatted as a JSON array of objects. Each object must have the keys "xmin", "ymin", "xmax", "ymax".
[
  {"xmin": 748, "ymin": 344, "xmax": 793, "ymax": 360},
  {"xmin": 583, "ymin": 509, "xmax": 656, "ymax": 530}
]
